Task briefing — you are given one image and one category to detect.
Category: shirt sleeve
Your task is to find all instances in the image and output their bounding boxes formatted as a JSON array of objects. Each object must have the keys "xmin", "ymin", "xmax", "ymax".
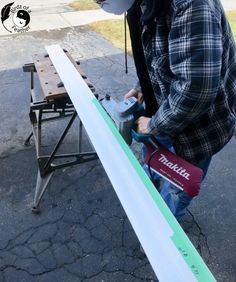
[{"xmin": 148, "ymin": 2, "xmax": 223, "ymax": 137}]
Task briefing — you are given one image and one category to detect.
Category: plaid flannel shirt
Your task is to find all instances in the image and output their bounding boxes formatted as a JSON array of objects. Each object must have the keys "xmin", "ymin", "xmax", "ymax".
[{"xmin": 143, "ymin": 0, "xmax": 236, "ymax": 164}]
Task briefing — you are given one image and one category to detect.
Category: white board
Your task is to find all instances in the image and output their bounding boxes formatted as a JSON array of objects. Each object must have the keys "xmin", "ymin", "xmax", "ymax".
[{"xmin": 46, "ymin": 44, "xmax": 216, "ymax": 282}]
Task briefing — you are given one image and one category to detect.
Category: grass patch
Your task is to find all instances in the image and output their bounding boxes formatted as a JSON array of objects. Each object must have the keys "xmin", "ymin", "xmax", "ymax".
[
  {"xmin": 226, "ymin": 11, "xmax": 236, "ymax": 39},
  {"xmin": 89, "ymin": 19, "xmax": 132, "ymax": 55},
  {"xmin": 69, "ymin": 0, "xmax": 99, "ymax": 11}
]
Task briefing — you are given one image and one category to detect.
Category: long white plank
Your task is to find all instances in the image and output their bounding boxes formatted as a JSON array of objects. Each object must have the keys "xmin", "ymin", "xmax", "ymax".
[{"xmin": 46, "ymin": 44, "xmax": 216, "ymax": 282}]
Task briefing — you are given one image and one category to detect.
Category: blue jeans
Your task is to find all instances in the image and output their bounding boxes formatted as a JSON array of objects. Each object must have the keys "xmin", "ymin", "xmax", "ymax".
[{"xmin": 143, "ymin": 135, "xmax": 211, "ymax": 221}]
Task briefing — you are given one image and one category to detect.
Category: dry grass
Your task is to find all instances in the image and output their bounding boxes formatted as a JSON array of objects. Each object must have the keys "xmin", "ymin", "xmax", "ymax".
[
  {"xmin": 69, "ymin": 0, "xmax": 99, "ymax": 11},
  {"xmin": 89, "ymin": 19, "xmax": 132, "ymax": 55}
]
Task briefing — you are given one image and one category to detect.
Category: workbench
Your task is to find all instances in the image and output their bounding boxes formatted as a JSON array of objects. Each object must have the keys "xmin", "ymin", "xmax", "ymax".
[{"xmin": 23, "ymin": 49, "xmax": 98, "ymax": 213}]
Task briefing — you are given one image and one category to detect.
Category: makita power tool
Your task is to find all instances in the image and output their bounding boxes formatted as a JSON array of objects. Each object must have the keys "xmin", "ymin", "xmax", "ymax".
[{"xmin": 101, "ymin": 95, "xmax": 203, "ymax": 198}]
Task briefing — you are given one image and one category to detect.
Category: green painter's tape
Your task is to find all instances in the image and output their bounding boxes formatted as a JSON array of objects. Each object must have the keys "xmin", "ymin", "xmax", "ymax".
[{"xmin": 92, "ymin": 98, "xmax": 216, "ymax": 282}]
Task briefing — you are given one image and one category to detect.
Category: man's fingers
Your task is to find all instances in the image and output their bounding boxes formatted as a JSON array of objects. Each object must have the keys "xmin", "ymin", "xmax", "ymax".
[
  {"xmin": 137, "ymin": 92, "xmax": 144, "ymax": 103},
  {"xmin": 124, "ymin": 89, "xmax": 137, "ymax": 100},
  {"xmin": 124, "ymin": 89, "xmax": 144, "ymax": 103}
]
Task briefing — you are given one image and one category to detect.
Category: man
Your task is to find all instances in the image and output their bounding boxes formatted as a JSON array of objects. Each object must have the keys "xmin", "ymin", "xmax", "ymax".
[{"xmin": 95, "ymin": 0, "xmax": 236, "ymax": 220}]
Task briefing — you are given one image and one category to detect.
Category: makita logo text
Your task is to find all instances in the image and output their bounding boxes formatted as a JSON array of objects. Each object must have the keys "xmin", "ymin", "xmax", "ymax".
[{"xmin": 159, "ymin": 154, "xmax": 190, "ymax": 180}]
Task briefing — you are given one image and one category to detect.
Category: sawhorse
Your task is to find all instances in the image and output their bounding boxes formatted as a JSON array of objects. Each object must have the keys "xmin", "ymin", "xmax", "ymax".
[{"xmin": 23, "ymin": 50, "xmax": 98, "ymax": 213}]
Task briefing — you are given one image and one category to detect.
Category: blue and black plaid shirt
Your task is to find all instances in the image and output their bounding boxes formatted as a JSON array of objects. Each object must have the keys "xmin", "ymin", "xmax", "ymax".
[{"xmin": 143, "ymin": 0, "xmax": 236, "ymax": 164}]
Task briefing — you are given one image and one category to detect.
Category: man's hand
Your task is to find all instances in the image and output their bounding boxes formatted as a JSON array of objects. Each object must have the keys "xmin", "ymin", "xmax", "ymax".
[
  {"xmin": 124, "ymin": 89, "xmax": 144, "ymax": 104},
  {"xmin": 136, "ymin": 116, "xmax": 151, "ymax": 134}
]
